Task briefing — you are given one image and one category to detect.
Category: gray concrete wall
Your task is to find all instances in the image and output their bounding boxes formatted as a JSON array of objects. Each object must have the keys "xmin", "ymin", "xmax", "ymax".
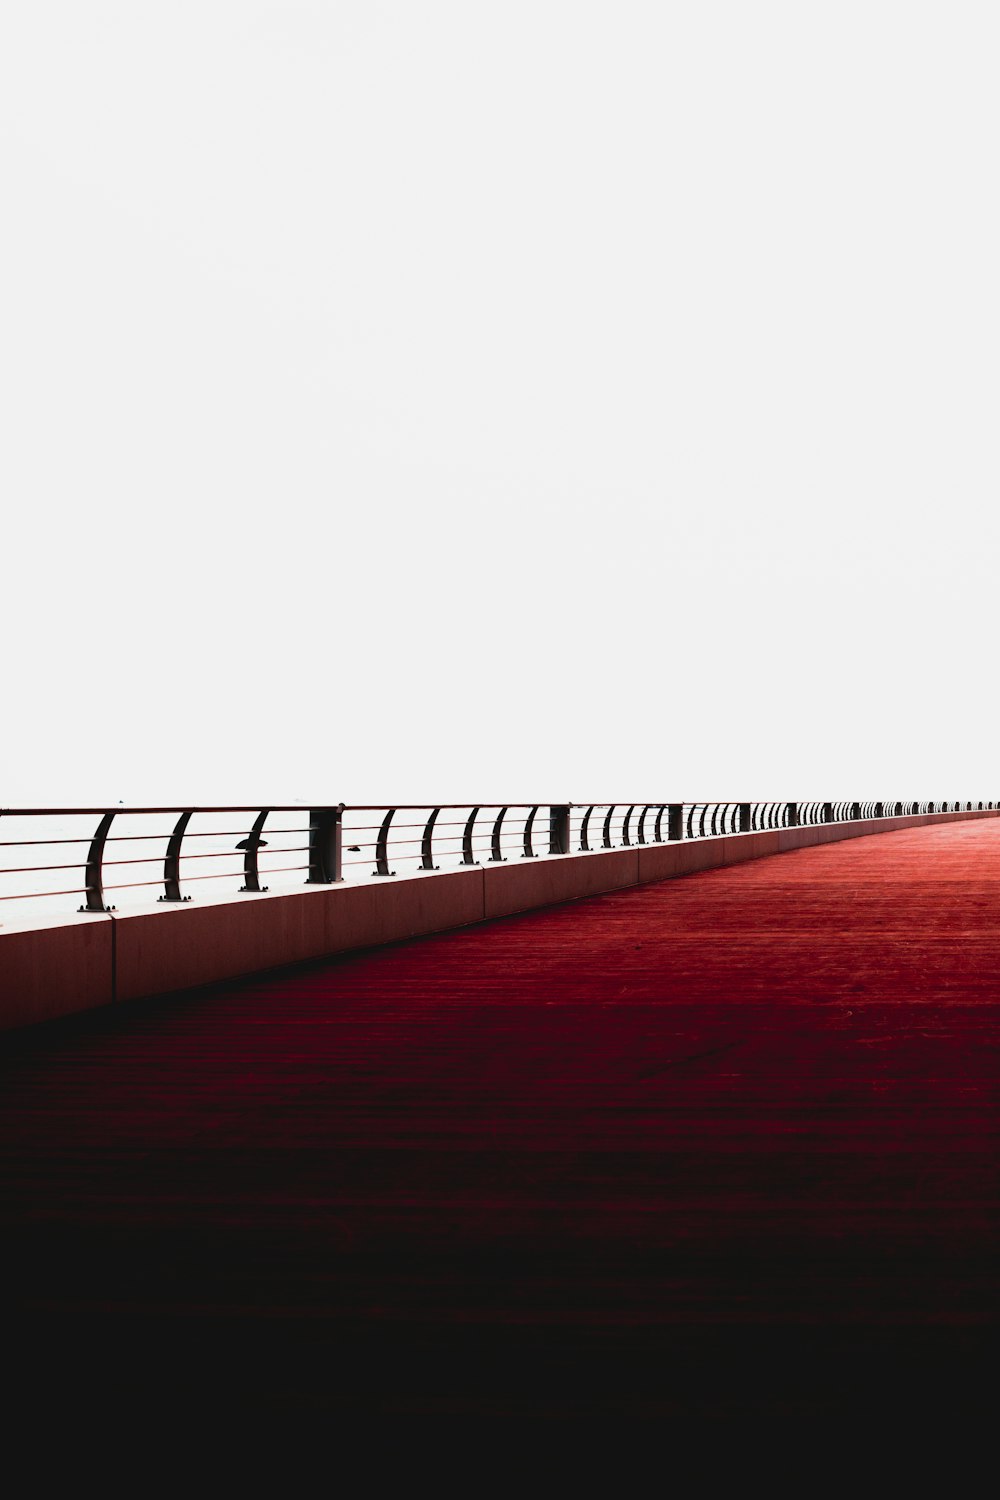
[{"xmin": 2, "ymin": 808, "xmax": 997, "ymax": 1030}]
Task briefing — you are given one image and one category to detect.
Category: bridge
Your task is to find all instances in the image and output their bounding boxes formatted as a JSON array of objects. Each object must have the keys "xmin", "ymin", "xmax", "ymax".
[{"xmin": 3, "ymin": 802, "xmax": 1000, "ymax": 1426}]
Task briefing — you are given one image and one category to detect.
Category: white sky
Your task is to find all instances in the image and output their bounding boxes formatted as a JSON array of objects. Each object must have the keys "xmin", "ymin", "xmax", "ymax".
[{"xmin": 2, "ymin": 2, "xmax": 998, "ymax": 807}]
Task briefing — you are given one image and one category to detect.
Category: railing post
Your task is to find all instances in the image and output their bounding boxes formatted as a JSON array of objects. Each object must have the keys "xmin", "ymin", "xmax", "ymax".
[
  {"xmin": 79, "ymin": 811, "xmax": 116, "ymax": 913},
  {"xmin": 738, "ymin": 803, "xmax": 751, "ymax": 833},
  {"xmin": 462, "ymin": 808, "xmax": 480, "ymax": 865},
  {"xmin": 874, "ymin": 802, "xmax": 884, "ymax": 819},
  {"xmin": 851, "ymin": 802, "xmax": 861, "ymax": 821},
  {"xmin": 549, "ymin": 804, "xmax": 570, "ymax": 856},
  {"xmin": 307, "ymin": 805, "xmax": 344, "ymax": 884},
  {"xmin": 787, "ymin": 802, "xmax": 800, "ymax": 828},
  {"xmin": 160, "ymin": 809, "xmax": 193, "ymax": 902},
  {"xmin": 238, "ymin": 811, "xmax": 270, "ymax": 893},
  {"xmin": 822, "ymin": 802, "xmax": 833, "ymax": 824},
  {"xmin": 490, "ymin": 807, "xmax": 508, "ymax": 863},
  {"xmin": 420, "ymin": 808, "xmax": 441, "ymax": 870},
  {"xmin": 668, "ymin": 803, "xmax": 684, "ymax": 841},
  {"xmin": 373, "ymin": 808, "xmax": 396, "ymax": 877}
]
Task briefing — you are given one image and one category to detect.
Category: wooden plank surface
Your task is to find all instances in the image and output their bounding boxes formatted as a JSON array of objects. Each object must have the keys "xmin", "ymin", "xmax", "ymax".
[{"xmin": 4, "ymin": 818, "xmax": 1000, "ymax": 1426}]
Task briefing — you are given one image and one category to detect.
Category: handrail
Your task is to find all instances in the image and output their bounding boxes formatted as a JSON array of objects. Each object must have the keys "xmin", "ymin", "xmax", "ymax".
[{"xmin": 0, "ymin": 800, "xmax": 994, "ymax": 919}]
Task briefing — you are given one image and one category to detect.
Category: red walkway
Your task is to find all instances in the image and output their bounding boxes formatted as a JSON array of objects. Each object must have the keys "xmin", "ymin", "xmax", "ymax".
[{"xmin": 4, "ymin": 818, "xmax": 1000, "ymax": 1425}]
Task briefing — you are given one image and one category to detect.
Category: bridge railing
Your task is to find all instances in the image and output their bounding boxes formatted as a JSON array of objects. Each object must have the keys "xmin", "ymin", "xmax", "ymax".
[{"xmin": 0, "ymin": 800, "xmax": 994, "ymax": 922}]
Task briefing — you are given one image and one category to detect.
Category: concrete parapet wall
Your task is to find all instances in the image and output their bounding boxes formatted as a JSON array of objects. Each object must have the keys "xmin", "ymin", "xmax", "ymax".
[
  {"xmin": 483, "ymin": 847, "xmax": 639, "ymax": 920},
  {"xmin": 722, "ymin": 831, "xmax": 783, "ymax": 865},
  {"xmin": 2, "ymin": 808, "xmax": 998, "ymax": 1030},
  {"xmin": 0, "ymin": 915, "xmax": 114, "ymax": 1030},
  {"xmin": 114, "ymin": 870, "xmax": 486, "ymax": 1004}
]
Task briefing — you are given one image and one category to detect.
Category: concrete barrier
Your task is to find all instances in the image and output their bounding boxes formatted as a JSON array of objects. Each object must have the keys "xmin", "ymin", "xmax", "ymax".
[
  {"xmin": 721, "ymin": 830, "xmax": 783, "ymax": 865},
  {"xmin": 114, "ymin": 870, "xmax": 487, "ymax": 1005},
  {"xmin": 0, "ymin": 913, "xmax": 114, "ymax": 1030},
  {"xmin": 3, "ymin": 808, "xmax": 998, "ymax": 1030},
  {"xmin": 483, "ymin": 847, "xmax": 638, "ymax": 920}
]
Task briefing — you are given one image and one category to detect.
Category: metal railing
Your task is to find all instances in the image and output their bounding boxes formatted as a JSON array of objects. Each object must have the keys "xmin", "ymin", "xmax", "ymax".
[{"xmin": 0, "ymin": 800, "xmax": 994, "ymax": 921}]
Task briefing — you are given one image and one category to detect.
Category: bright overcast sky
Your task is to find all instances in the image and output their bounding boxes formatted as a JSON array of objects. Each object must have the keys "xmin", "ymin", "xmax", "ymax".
[{"xmin": 2, "ymin": 3, "xmax": 998, "ymax": 806}]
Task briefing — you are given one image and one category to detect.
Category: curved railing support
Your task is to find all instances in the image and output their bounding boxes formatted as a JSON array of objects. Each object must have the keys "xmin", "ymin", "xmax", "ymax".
[
  {"xmin": 420, "ymin": 808, "xmax": 441, "ymax": 871},
  {"xmin": 622, "ymin": 805, "xmax": 635, "ymax": 846},
  {"xmin": 160, "ymin": 810, "xmax": 193, "ymax": 902},
  {"xmin": 373, "ymin": 808, "xmax": 396, "ymax": 877},
  {"xmin": 237, "ymin": 810, "xmax": 270, "ymax": 893},
  {"xmin": 490, "ymin": 807, "xmax": 508, "ymax": 863},
  {"xmin": 462, "ymin": 808, "xmax": 480, "ymax": 866},
  {"xmin": 523, "ymin": 806, "xmax": 539, "ymax": 859},
  {"xmin": 579, "ymin": 805, "xmax": 594, "ymax": 852},
  {"xmin": 602, "ymin": 806, "xmax": 615, "ymax": 849},
  {"xmin": 79, "ymin": 811, "xmax": 116, "ymax": 913}
]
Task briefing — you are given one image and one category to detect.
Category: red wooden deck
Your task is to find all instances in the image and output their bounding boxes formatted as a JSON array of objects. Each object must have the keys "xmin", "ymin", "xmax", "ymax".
[{"xmin": 4, "ymin": 818, "xmax": 1000, "ymax": 1426}]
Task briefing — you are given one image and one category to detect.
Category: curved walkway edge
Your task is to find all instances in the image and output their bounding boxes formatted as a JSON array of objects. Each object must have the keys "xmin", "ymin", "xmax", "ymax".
[{"xmin": 2, "ymin": 807, "xmax": 998, "ymax": 1031}]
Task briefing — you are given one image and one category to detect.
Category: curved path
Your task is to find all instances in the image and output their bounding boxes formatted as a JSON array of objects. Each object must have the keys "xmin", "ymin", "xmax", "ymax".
[{"xmin": 4, "ymin": 818, "xmax": 1000, "ymax": 1425}]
